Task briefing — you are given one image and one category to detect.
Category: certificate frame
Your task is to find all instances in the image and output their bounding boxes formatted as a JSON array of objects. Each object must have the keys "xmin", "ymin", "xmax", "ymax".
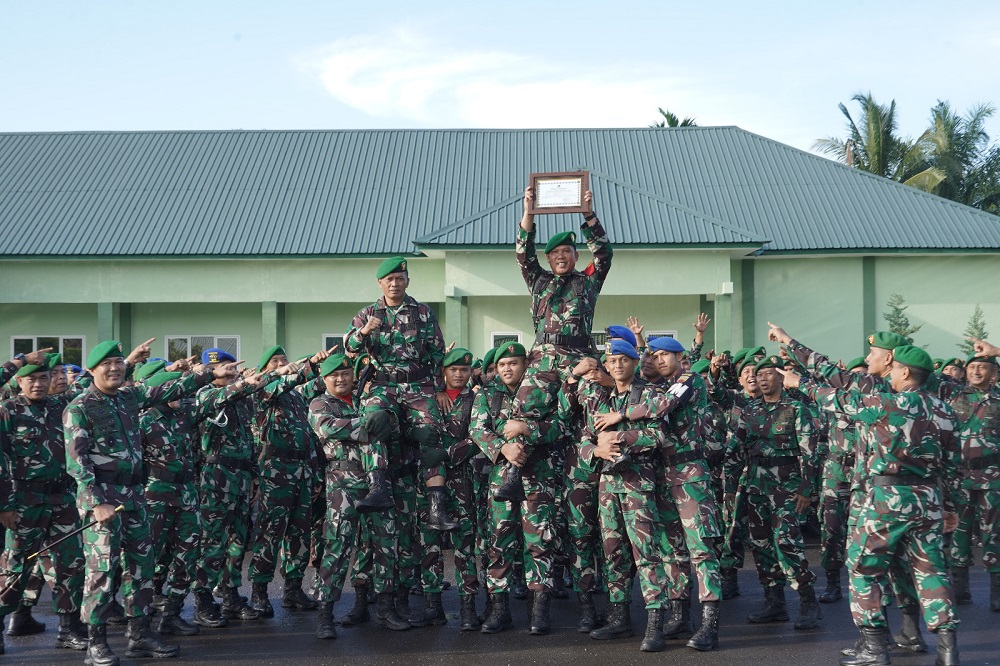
[{"xmin": 527, "ymin": 171, "xmax": 591, "ymax": 215}]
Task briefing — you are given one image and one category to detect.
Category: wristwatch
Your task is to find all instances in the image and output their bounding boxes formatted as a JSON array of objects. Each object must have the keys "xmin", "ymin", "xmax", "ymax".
[{"xmin": 12, "ymin": 353, "xmax": 26, "ymax": 365}]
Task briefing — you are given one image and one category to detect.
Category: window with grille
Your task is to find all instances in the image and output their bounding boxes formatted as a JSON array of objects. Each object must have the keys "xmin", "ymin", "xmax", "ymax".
[
  {"xmin": 322, "ymin": 334, "xmax": 345, "ymax": 353},
  {"xmin": 11, "ymin": 336, "xmax": 85, "ymax": 367},
  {"xmin": 490, "ymin": 332, "xmax": 522, "ymax": 348},
  {"xmin": 165, "ymin": 336, "xmax": 239, "ymax": 362}
]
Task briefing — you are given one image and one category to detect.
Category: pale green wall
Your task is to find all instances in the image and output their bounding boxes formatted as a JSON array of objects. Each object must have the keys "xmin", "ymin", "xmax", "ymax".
[
  {"xmin": 129, "ymin": 302, "xmax": 260, "ymax": 361},
  {"xmin": 0, "ymin": 303, "xmax": 98, "ymax": 359}
]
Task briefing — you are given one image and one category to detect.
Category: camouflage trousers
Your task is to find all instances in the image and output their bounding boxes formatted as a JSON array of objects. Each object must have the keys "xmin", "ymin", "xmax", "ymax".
[
  {"xmin": 848, "ymin": 485, "xmax": 957, "ymax": 631},
  {"xmin": 194, "ymin": 468, "xmax": 252, "ymax": 593},
  {"xmin": 486, "ymin": 459, "xmax": 557, "ymax": 593},
  {"xmin": 249, "ymin": 464, "xmax": 313, "ymax": 584},
  {"xmin": 845, "ymin": 486, "xmax": 918, "ymax": 610},
  {"xmin": 656, "ymin": 476, "xmax": 723, "ymax": 602},
  {"xmin": 720, "ymin": 483, "xmax": 748, "ymax": 571},
  {"xmin": 19, "ymin": 560, "xmax": 51, "ymax": 609},
  {"xmin": 80, "ymin": 504, "xmax": 155, "ymax": 626},
  {"xmin": 565, "ymin": 476, "xmax": 601, "ymax": 594},
  {"xmin": 599, "ymin": 487, "xmax": 666, "ymax": 609},
  {"xmin": 317, "ymin": 476, "xmax": 396, "ymax": 601},
  {"xmin": 513, "ymin": 345, "xmax": 591, "ymax": 448},
  {"xmin": 473, "ymin": 460, "xmax": 494, "ymax": 584},
  {"xmin": 147, "ymin": 500, "xmax": 200, "ymax": 598},
  {"xmin": 948, "ymin": 486, "xmax": 1000, "ymax": 572},
  {"xmin": 0, "ymin": 501, "xmax": 83, "ymax": 616},
  {"xmin": 820, "ymin": 483, "xmax": 851, "ymax": 572},
  {"xmin": 309, "ymin": 477, "xmax": 326, "ymax": 571},
  {"xmin": 361, "ymin": 381, "xmax": 447, "ymax": 482},
  {"xmin": 746, "ymin": 490, "xmax": 815, "ymax": 591},
  {"xmin": 419, "ymin": 462, "xmax": 481, "ymax": 596}
]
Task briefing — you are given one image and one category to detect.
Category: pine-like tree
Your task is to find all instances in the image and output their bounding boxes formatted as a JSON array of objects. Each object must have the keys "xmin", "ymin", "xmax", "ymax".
[
  {"xmin": 883, "ymin": 293, "xmax": 922, "ymax": 343},
  {"xmin": 958, "ymin": 304, "xmax": 989, "ymax": 356}
]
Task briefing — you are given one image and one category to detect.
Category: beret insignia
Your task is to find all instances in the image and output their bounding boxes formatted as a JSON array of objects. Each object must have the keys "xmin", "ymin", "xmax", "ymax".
[
  {"xmin": 463, "ymin": 354, "xmax": 471, "ymax": 364},
  {"xmin": 401, "ymin": 261, "xmax": 406, "ymax": 271},
  {"xmin": 868, "ymin": 335, "xmax": 874, "ymax": 345},
  {"xmin": 208, "ymin": 351, "xmax": 219, "ymax": 363},
  {"xmin": 117, "ymin": 343, "xmax": 123, "ymax": 352},
  {"xmin": 508, "ymin": 345, "xmax": 515, "ymax": 354},
  {"xmin": 362, "ymin": 356, "xmax": 370, "ymax": 365}
]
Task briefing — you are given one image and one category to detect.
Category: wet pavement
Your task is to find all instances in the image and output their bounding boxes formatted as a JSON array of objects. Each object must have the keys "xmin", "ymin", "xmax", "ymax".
[{"xmin": 6, "ymin": 546, "xmax": 998, "ymax": 665}]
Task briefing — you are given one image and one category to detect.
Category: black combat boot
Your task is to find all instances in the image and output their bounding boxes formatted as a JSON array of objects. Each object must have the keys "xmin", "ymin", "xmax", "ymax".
[
  {"xmin": 720, "ymin": 568, "xmax": 741, "ymax": 599},
  {"xmin": 316, "ymin": 602, "xmax": 337, "ymax": 640},
  {"xmin": 687, "ymin": 600, "xmax": 720, "ymax": 651},
  {"xmin": 529, "ymin": 591, "xmax": 551, "ymax": 635},
  {"xmin": 639, "ymin": 607, "xmax": 665, "ymax": 652},
  {"xmin": 892, "ymin": 604, "xmax": 927, "ymax": 652},
  {"xmin": 839, "ymin": 626, "xmax": 890, "ymax": 666},
  {"xmin": 493, "ymin": 463, "xmax": 526, "ymax": 502},
  {"xmin": 991, "ymin": 572, "xmax": 1000, "ymax": 612},
  {"xmin": 747, "ymin": 585, "xmax": 789, "ymax": 623},
  {"xmin": 425, "ymin": 487, "xmax": 459, "ymax": 531},
  {"xmin": 795, "ymin": 585, "xmax": 823, "ymax": 630},
  {"xmin": 157, "ymin": 595, "xmax": 200, "ymax": 636},
  {"xmin": 590, "ymin": 602, "xmax": 633, "ymax": 640},
  {"xmin": 282, "ymin": 578, "xmax": 319, "ymax": 610},
  {"xmin": 951, "ymin": 566, "xmax": 971, "ymax": 604},
  {"xmin": 934, "ymin": 627, "xmax": 959, "ymax": 666},
  {"xmin": 577, "ymin": 591, "xmax": 598, "ymax": 633},
  {"xmin": 107, "ymin": 599, "xmax": 126, "ymax": 625},
  {"xmin": 192, "ymin": 589, "xmax": 229, "ymax": 628},
  {"xmin": 480, "ymin": 593, "xmax": 513, "ymax": 634},
  {"xmin": 662, "ymin": 598, "xmax": 694, "ymax": 639},
  {"xmin": 478, "ymin": 592, "xmax": 494, "ymax": 625},
  {"xmin": 151, "ymin": 579, "xmax": 167, "ymax": 613},
  {"xmin": 551, "ymin": 564, "xmax": 569, "ymax": 599},
  {"xmin": 55, "ymin": 612, "xmax": 88, "ymax": 650},
  {"xmin": 820, "ymin": 569, "xmax": 843, "ymax": 602},
  {"xmin": 6, "ymin": 603, "xmax": 45, "ymax": 635},
  {"xmin": 410, "ymin": 592, "xmax": 447, "ymax": 627},
  {"xmin": 356, "ymin": 470, "xmax": 395, "ymax": 513},
  {"xmin": 249, "ymin": 581, "xmax": 274, "ymax": 618},
  {"xmin": 220, "ymin": 586, "xmax": 260, "ymax": 620},
  {"xmin": 86, "ymin": 624, "xmax": 119, "ymax": 666},
  {"xmin": 125, "ymin": 615, "xmax": 180, "ymax": 659},
  {"xmin": 339, "ymin": 584, "xmax": 370, "ymax": 627},
  {"xmin": 394, "ymin": 586, "xmax": 412, "ymax": 625},
  {"xmin": 511, "ymin": 563, "xmax": 529, "ymax": 600},
  {"xmin": 374, "ymin": 592, "xmax": 410, "ymax": 631},
  {"xmin": 0, "ymin": 629, "xmax": 4, "ymax": 655},
  {"xmin": 459, "ymin": 594, "xmax": 480, "ymax": 631}
]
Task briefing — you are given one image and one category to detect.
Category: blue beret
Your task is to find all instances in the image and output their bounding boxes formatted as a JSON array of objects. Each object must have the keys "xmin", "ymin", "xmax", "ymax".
[
  {"xmin": 66, "ymin": 364, "xmax": 83, "ymax": 374},
  {"xmin": 607, "ymin": 339, "xmax": 639, "ymax": 359},
  {"xmin": 606, "ymin": 325, "xmax": 637, "ymax": 348},
  {"xmin": 649, "ymin": 336, "xmax": 685, "ymax": 353},
  {"xmin": 202, "ymin": 348, "xmax": 237, "ymax": 365}
]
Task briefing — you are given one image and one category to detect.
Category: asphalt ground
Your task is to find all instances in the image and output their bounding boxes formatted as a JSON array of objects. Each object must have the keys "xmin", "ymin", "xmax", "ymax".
[{"xmin": 5, "ymin": 545, "xmax": 998, "ymax": 666}]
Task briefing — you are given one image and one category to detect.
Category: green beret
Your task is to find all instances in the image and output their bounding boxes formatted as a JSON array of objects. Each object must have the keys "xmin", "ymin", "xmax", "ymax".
[
  {"xmin": 732, "ymin": 347, "xmax": 751, "ymax": 363},
  {"xmin": 544, "ymin": 231, "xmax": 577, "ymax": 254},
  {"xmin": 754, "ymin": 355, "xmax": 785, "ymax": 372},
  {"xmin": 941, "ymin": 357, "xmax": 964, "ymax": 370},
  {"xmin": 16, "ymin": 361, "xmax": 50, "ymax": 377},
  {"xmin": 893, "ymin": 345, "xmax": 933, "ymax": 372},
  {"xmin": 86, "ymin": 340, "xmax": 125, "ymax": 369},
  {"xmin": 482, "ymin": 347, "xmax": 498, "ymax": 369},
  {"xmin": 144, "ymin": 371, "xmax": 183, "ymax": 388},
  {"xmin": 845, "ymin": 356, "xmax": 868, "ymax": 372},
  {"xmin": 472, "ymin": 358, "xmax": 483, "ymax": 370},
  {"xmin": 737, "ymin": 357, "xmax": 758, "ymax": 375},
  {"xmin": 691, "ymin": 359, "xmax": 710, "ymax": 374},
  {"xmin": 376, "ymin": 256, "xmax": 409, "ymax": 279},
  {"xmin": 443, "ymin": 348, "xmax": 473, "ymax": 368},
  {"xmin": 258, "ymin": 345, "xmax": 286, "ymax": 371},
  {"xmin": 932, "ymin": 358, "xmax": 945, "ymax": 371},
  {"xmin": 494, "ymin": 342, "xmax": 527, "ymax": 363},
  {"xmin": 867, "ymin": 331, "xmax": 909, "ymax": 350},
  {"xmin": 353, "ymin": 353, "xmax": 371, "ymax": 376},
  {"xmin": 320, "ymin": 354, "xmax": 351, "ymax": 376},
  {"xmin": 747, "ymin": 346, "xmax": 767, "ymax": 360},
  {"xmin": 46, "ymin": 352, "xmax": 63, "ymax": 368},
  {"xmin": 966, "ymin": 354, "xmax": 998, "ymax": 366},
  {"xmin": 134, "ymin": 360, "xmax": 167, "ymax": 383}
]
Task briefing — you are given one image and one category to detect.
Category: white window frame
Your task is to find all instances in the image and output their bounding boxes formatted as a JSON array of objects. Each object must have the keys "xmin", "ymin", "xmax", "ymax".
[
  {"xmin": 11, "ymin": 335, "xmax": 87, "ymax": 366},
  {"xmin": 322, "ymin": 333, "xmax": 346, "ymax": 353},
  {"xmin": 164, "ymin": 335, "xmax": 240, "ymax": 362},
  {"xmin": 645, "ymin": 330, "xmax": 679, "ymax": 343},
  {"xmin": 490, "ymin": 331, "xmax": 522, "ymax": 349}
]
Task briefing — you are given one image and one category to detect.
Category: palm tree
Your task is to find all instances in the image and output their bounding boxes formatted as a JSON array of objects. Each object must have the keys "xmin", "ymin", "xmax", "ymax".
[
  {"xmin": 924, "ymin": 101, "xmax": 1000, "ymax": 213},
  {"xmin": 814, "ymin": 92, "xmax": 942, "ymax": 191},
  {"xmin": 651, "ymin": 107, "xmax": 697, "ymax": 128}
]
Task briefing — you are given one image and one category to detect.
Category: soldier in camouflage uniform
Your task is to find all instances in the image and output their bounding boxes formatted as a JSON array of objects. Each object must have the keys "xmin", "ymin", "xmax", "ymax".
[
  {"xmin": 783, "ymin": 342, "xmax": 962, "ymax": 666},
  {"xmin": 64, "ymin": 338, "xmax": 238, "ymax": 666},
  {"xmin": 499, "ymin": 186, "xmax": 612, "ymax": 502},
  {"xmin": 308, "ymin": 354, "xmax": 407, "ymax": 638},
  {"xmin": 0, "ymin": 359, "xmax": 89, "ymax": 655},
  {"xmin": 471, "ymin": 343, "xmax": 559, "ymax": 636},
  {"xmin": 724, "ymin": 355, "xmax": 822, "ymax": 631}
]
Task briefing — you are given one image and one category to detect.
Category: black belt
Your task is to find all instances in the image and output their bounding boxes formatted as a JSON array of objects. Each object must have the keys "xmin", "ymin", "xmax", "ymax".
[
  {"xmin": 147, "ymin": 467, "xmax": 197, "ymax": 484},
  {"xmin": 204, "ymin": 454, "xmax": 255, "ymax": 472},
  {"xmin": 262, "ymin": 447, "xmax": 312, "ymax": 463},
  {"xmin": 372, "ymin": 367, "xmax": 431, "ymax": 384},
  {"xmin": 872, "ymin": 474, "xmax": 934, "ymax": 487},
  {"xmin": 829, "ymin": 452, "xmax": 856, "ymax": 467},
  {"xmin": 534, "ymin": 333, "xmax": 593, "ymax": 350},
  {"xmin": 751, "ymin": 455, "xmax": 799, "ymax": 468},
  {"xmin": 12, "ymin": 477, "xmax": 73, "ymax": 494},
  {"xmin": 94, "ymin": 469, "xmax": 146, "ymax": 486},
  {"xmin": 327, "ymin": 460, "xmax": 362, "ymax": 474},
  {"xmin": 965, "ymin": 453, "xmax": 999, "ymax": 470},
  {"xmin": 662, "ymin": 450, "xmax": 703, "ymax": 466}
]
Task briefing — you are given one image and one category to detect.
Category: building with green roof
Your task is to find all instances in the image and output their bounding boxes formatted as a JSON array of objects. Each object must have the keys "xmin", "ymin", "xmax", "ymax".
[{"xmin": 1, "ymin": 127, "xmax": 998, "ymax": 366}]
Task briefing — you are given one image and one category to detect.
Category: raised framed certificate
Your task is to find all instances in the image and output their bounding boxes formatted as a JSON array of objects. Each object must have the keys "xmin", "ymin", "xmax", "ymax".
[{"xmin": 528, "ymin": 171, "xmax": 591, "ymax": 215}]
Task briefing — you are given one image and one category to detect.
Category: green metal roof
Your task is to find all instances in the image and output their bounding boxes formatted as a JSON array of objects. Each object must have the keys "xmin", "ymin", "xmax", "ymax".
[{"xmin": 1, "ymin": 127, "xmax": 998, "ymax": 257}]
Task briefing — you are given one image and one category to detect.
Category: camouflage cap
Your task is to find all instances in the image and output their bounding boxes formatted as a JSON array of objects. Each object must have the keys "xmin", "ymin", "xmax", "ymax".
[
  {"xmin": 86, "ymin": 340, "xmax": 125, "ymax": 370},
  {"xmin": 494, "ymin": 342, "xmax": 527, "ymax": 363},
  {"xmin": 258, "ymin": 345, "xmax": 286, "ymax": 371},
  {"xmin": 754, "ymin": 355, "xmax": 785, "ymax": 372},
  {"xmin": 376, "ymin": 256, "xmax": 408, "ymax": 279},
  {"xmin": 867, "ymin": 331, "xmax": 909, "ymax": 350},
  {"xmin": 845, "ymin": 356, "xmax": 868, "ymax": 371},
  {"xmin": 320, "ymin": 354, "xmax": 351, "ymax": 376},
  {"xmin": 690, "ymin": 359, "xmax": 710, "ymax": 374},
  {"xmin": 443, "ymin": 347, "xmax": 474, "ymax": 368},
  {"xmin": 544, "ymin": 231, "xmax": 577, "ymax": 254},
  {"xmin": 134, "ymin": 360, "xmax": 167, "ymax": 383},
  {"xmin": 893, "ymin": 345, "xmax": 933, "ymax": 372}
]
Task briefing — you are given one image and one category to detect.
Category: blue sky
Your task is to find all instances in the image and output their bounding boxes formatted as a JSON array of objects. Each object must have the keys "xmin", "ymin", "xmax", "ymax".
[{"xmin": 3, "ymin": 1, "xmax": 999, "ymax": 154}]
